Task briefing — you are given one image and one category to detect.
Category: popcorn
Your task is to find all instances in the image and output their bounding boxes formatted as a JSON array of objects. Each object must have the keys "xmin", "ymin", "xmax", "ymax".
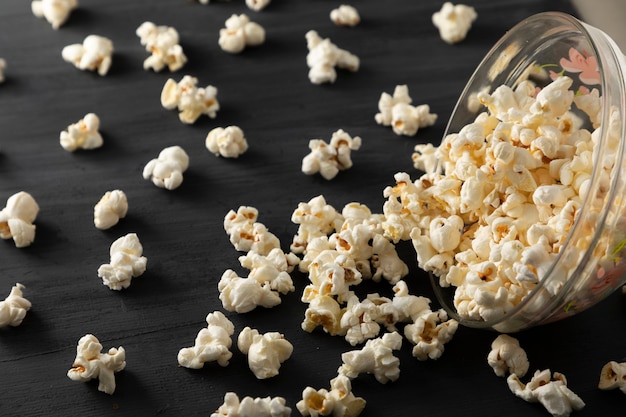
[
  {"xmin": 375, "ymin": 85, "xmax": 437, "ymax": 136},
  {"xmin": 0, "ymin": 191, "xmax": 39, "ymax": 248},
  {"xmin": 218, "ymin": 14, "xmax": 265, "ymax": 54},
  {"xmin": 432, "ymin": 2, "xmax": 477, "ymax": 44},
  {"xmin": 62, "ymin": 35, "xmax": 113, "ymax": 76},
  {"xmin": 487, "ymin": 334, "xmax": 529, "ymax": 378},
  {"xmin": 218, "ymin": 269, "xmax": 282, "ymax": 313},
  {"xmin": 0, "ymin": 283, "xmax": 32, "ymax": 328},
  {"xmin": 31, "ymin": 0, "xmax": 77, "ymax": 29},
  {"xmin": 205, "ymin": 126, "xmax": 249, "ymax": 158},
  {"xmin": 0, "ymin": 58, "xmax": 6, "ymax": 83},
  {"xmin": 211, "ymin": 393, "xmax": 291, "ymax": 417},
  {"xmin": 301, "ymin": 294, "xmax": 344, "ymax": 336},
  {"xmin": 507, "ymin": 370, "xmax": 585, "ymax": 417},
  {"xmin": 161, "ymin": 75, "xmax": 219, "ymax": 124},
  {"xmin": 598, "ymin": 361, "xmax": 626, "ymax": 394},
  {"xmin": 296, "ymin": 375, "xmax": 366, "ymax": 417},
  {"xmin": 305, "ymin": 30, "xmax": 359, "ymax": 84},
  {"xmin": 223, "ymin": 206, "xmax": 281, "ymax": 255},
  {"xmin": 239, "ymin": 248, "xmax": 297, "ymax": 294},
  {"xmin": 340, "ymin": 294, "xmax": 381, "ymax": 346},
  {"xmin": 177, "ymin": 311, "xmax": 235, "ymax": 369},
  {"xmin": 97, "ymin": 233, "xmax": 147, "ymax": 290},
  {"xmin": 404, "ymin": 308, "xmax": 458, "ymax": 360},
  {"xmin": 337, "ymin": 331, "xmax": 402, "ymax": 383},
  {"xmin": 93, "ymin": 190, "xmax": 128, "ymax": 230},
  {"xmin": 237, "ymin": 327, "xmax": 293, "ymax": 379},
  {"xmin": 245, "ymin": 0, "xmax": 271, "ymax": 11},
  {"xmin": 301, "ymin": 129, "xmax": 362, "ymax": 180},
  {"xmin": 142, "ymin": 145, "xmax": 189, "ymax": 190},
  {"xmin": 290, "ymin": 195, "xmax": 344, "ymax": 254},
  {"xmin": 330, "ymin": 5, "xmax": 360, "ymax": 27},
  {"xmin": 60, "ymin": 113, "xmax": 103, "ymax": 152},
  {"xmin": 67, "ymin": 334, "xmax": 126, "ymax": 395},
  {"xmin": 136, "ymin": 22, "xmax": 187, "ymax": 72}
]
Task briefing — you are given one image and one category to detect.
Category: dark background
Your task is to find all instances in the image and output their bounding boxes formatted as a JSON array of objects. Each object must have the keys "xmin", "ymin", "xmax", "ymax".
[{"xmin": 1, "ymin": 0, "xmax": 625, "ymax": 416}]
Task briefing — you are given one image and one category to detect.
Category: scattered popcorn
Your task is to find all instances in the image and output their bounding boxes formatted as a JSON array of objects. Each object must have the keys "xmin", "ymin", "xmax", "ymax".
[
  {"xmin": 136, "ymin": 21, "xmax": 187, "ymax": 72},
  {"xmin": 142, "ymin": 145, "xmax": 189, "ymax": 190},
  {"xmin": 237, "ymin": 327, "xmax": 293, "ymax": 379},
  {"xmin": 62, "ymin": 34, "xmax": 113, "ymax": 76},
  {"xmin": 218, "ymin": 269, "xmax": 282, "ymax": 313},
  {"xmin": 245, "ymin": 0, "xmax": 271, "ymax": 11},
  {"xmin": 305, "ymin": 30, "xmax": 359, "ymax": 84},
  {"xmin": 211, "ymin": 392, "xmax": 291, "ymax": 417},
  {"xmin": 223, "ymin": 206, "xmax": 281, "ymax": 255},
  {"xmin": 507, "ymin": 369, "xmax": 585, "ymax": 417},
  {"xmin": 178, "ymin": 311, "xmax": 235, "ymax": 369},
  {"xmin": 297, "ymin": 375, "xmax": 366, "ymax": 417},
  {"xmin": 598, "ymin": 361, "xmax": 626, "ymax": 394},
  {"xmin": 290, "ymin": 195, "xmax": 344, "ymax": 254},
  {"xmin": 375, "ymin": 85, "xmax": 437, "ymax": 136},
  {"xmin": 432, "ymin": 2, "xmax": 477, "ymax": 44},
  {"xmin": 31, "ymin": 0, "xmax": 77, "ymax": 30},
  {"xmin": 338, "ymin": 331, "xmax": 402, "ymax": 383},
  {"xmin": 161, "ymin": 75, "xmax": 220, "ymax": 124},
  {"xmin": 404, "ymin": 307, "xmax": 458, "ymax": 361},
  {"xmin": 59, "ymin": 113, "xmax": 103, "ymax": 152},
  {"xmin": 0, "ymin": 191, "xmax": 39, "ymax": 248},
  {"xmin": 97, "ymin": 233, "xmax": 147, "ymax": 290},
  {"xmin": 302, "ymin": 129, "xmax": 361, "ymax": 180},
  {"xmin": 239, "ymin": 248, "xmax": 298, "ymax": 293},
  {"xmin": 330, "ymin": 5, "xmax": 360, "ymax": 27},
  {"xmin": 218, "ymin": 14, "xmax": 265, "ymax": 54},
  {"xmin": 487, "ymin": 334, "xmax": 529, "ymax": 378},
  {"xmin": 0, "ymin": 58, "xmax": 6, "ymax": 83},
  {"xmin": 205, "ymin": 126, "xmax": 249, "ymax": 158},
  {"xmin": 93, "ymin": 190, "xmax": 128, "ymax": 230},
  {"xmin": 67, "ymin": 334, "xmax": 126, "ymax": 395},
  {"xmin": 0, "ymin": 283, "xmax": 31, "ymax": 328}
]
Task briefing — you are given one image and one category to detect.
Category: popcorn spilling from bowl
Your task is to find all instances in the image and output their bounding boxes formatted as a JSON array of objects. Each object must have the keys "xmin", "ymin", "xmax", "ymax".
[
  {"xmin": 67, "ymin": 334, "xmax": 126, "ymax": 395},
  {"xmin": 136, "ymin": 21, "xmax": 187, "ymax": 72},
  {"xmin": 31, "ymin": 0, "xmax": 77, "ymax": 30},
  {"xmin": 305, "ymin": 30, "xmax": 359, "ymax": 84},
  {"xmin": 62, "ymin": 35, "xmax": 113, "ymax": 76},
  {"xmin": 0, "ymin": 283, "xmax": 31, "ymax": 328}
]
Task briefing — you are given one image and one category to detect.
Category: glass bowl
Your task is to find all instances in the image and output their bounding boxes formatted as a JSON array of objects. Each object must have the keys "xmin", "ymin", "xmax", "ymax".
[{"xmin": 429, "ymin": 11, "xmax": 626, "ymax": 333}]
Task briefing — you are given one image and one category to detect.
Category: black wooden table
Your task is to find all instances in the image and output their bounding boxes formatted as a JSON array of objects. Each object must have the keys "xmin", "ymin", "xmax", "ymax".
[{"xmin": 1, "ymin": 1, "xmax": 625, "ymax": 416}]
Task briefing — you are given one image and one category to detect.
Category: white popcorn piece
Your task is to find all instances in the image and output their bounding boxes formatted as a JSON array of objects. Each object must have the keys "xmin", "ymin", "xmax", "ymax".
[
  {"xmin": 237, "ymin": 327, "xmax": 293, "ymax": 379},
  {"xmin": 0, "ymin": 58, "xmax": 6, "ymax": 83},
  {"xmin": 487, "ymin": 334, "xmax": 529, "ymax": 378},
  {"xmin": 97, "ymin": 233, "xmax": 147, "ymax": 290},
  {"xmin": 432, "ymin": 2, "xmax": 477, "ymax": 44},
  {"xmin": 239, "ymin": 248, "xmax": 297, "ymax": 294},
  {"xmin": 507, "ymin": 370, "xmax": 585, "ymax": 417},
  {"xmin": 0, "ymin": 283, "xmax": 32, "ymax": 328},
  {"xmin": 93, "ymin": 190, "xmax": 128, "ymax": 230},
  {"xmin": 404, "ymin": 308, "xmax": 458, "ymax": 360},
  {"xmin": 599, "ymin": 361, "xmax": 626, "ymax": 394},
  {"xmin": 31, "ymin": 0, "xmax": 77, "ymax": 30},
  {"xmin": 218, "ymin": 14, "xmax": 266, "ymax": 54},
  {"xmin": 218, "ymin": 269, "xmax": 282, "ymax": 313},
  {"xmin": 223, "ymin": 206, "xmax": 281, "ymax": 255},
  {"xmin": 246, "ymin": 0, "xmax": 271, "ymax": 12},
  {"xmin": 330, "ymin": 5, "xmax": 360, "ymax": 27},
  {"xmin": 0, "ymin": 191, "xmax": 39, "ymax": 248},
  {"xmin": 301, "ymin": 293, "xmax": 345, "ymax": 336},
  {"xmin": 375, "ymin": 85, "xmax": 437, "ymax": 136},
  {"xmin": 161, "ymin": 75, "xmax": 220, "ymax": 124},
  {"xmin": 136, "ymin": 21, "xmax": 187, "ymax": 72},
  {"xmin": 142, "ymin": 145, "xmax": 189, "ymax": 190},
  {"xmin": 296, "ymin": 375, "xmax": 366, "ymax": 417},
  {"xmin": 338, "ymin": 331, "xmax": 402, "ymax": 383},
  {"xmin": 67, "ymin": 334, "xmax": 126, "ymax": 395},
  {"xmin": 211, "ymin": 392, "xmax": 291, "ymax": 417},
  {"xmin": 60, "ymin": 113, "xmax": 103, "ymax": 152},
  {"xmin": 62, "ymin": 35, "xmax": 113, "ymax": 76},
  {"xmin": 205, "ymin": 126, "xmax": 249, "ymax": 158},
  {"xmin": 302, "ymin": 129, "xmax": 362, "ymax": 180},
  {"xmin": 177, "ymin": 311, "xmax": 235, "ymax": 369},
  {"xmin": 305, "ymin": 30, "xmax": 359, "ymax": 84},
  {"xmin": 340, "ymin": 294, "xmax": 382, "ymax": 346},
  {"xmin": 290, "ymin": 195, "xmax": 344, "ymax": 254}
]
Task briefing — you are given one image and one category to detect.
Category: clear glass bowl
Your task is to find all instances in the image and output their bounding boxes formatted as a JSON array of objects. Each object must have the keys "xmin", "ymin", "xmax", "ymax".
[{"xmin": 430, "ymin": 11, "xmax": 626, "ymax": 333}]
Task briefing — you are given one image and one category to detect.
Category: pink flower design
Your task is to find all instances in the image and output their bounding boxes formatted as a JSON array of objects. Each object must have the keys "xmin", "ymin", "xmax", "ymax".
[{"xmin": 559, "ymin": 48, "xmax": 600, "ymax": 85}]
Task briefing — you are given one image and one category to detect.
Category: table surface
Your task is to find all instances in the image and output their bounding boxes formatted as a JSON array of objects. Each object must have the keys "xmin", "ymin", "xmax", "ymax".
[{"xmin": 1, "ymin": 1, "xmax": 625, "ymax": 416}]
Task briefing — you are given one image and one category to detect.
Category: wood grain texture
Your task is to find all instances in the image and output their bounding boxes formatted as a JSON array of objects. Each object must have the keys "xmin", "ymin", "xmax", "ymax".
[{"xmin": 1, "ymin": 1, "xmax": 625, "ymax": 416}]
